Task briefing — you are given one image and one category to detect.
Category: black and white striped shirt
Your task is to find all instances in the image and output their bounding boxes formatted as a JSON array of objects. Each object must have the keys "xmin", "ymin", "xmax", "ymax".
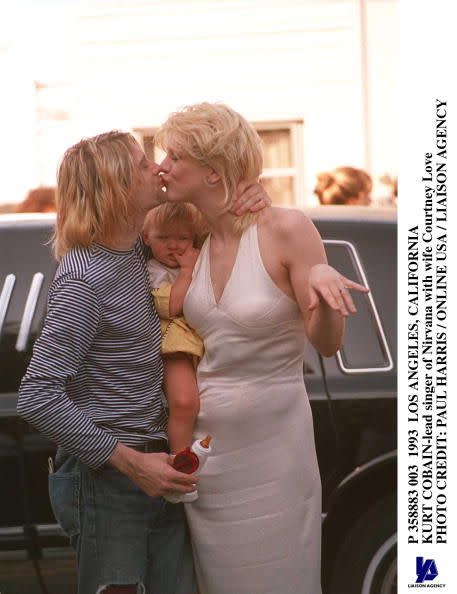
[{"xmin": 17, "ymin": 239, "xmax": 167, "ymax": 469}]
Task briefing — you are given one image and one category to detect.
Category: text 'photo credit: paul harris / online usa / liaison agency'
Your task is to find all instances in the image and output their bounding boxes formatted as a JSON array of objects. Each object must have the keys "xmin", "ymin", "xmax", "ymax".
[{"xmin": 398, "ymin": 1, "xmax": 456, "ymax": 593}]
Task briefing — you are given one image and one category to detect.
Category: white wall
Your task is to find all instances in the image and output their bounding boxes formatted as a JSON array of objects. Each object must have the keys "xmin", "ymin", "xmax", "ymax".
[
  {"xmin": 1, "ymin": 0, "xmax": 398, "ymax": 206},
  {"xmin": 74, "ymin": 0, "xmax": 368, "ymax": 204},
  {"xmin": 366, "ymin": 0, "xmax": 398, "ymax": 180}
]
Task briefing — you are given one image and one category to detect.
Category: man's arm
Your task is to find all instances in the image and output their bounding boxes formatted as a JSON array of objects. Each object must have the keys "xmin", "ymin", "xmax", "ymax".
[
  {"xmin": 17, "ymin": 276, "xmax": 198, "ymax": 495},
  {"xmin": 17, "ymin": 278, "xmax": 118, "ymax": 469},
  {"xmin": 230, "ymin": 180, "xmax": 271, "ymax": 215}
]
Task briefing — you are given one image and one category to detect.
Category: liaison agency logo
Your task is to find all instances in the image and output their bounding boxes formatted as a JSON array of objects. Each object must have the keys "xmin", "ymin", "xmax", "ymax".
[{"xmin": 408, "ymin": 557, "xmax": 445, "ymax": 588}]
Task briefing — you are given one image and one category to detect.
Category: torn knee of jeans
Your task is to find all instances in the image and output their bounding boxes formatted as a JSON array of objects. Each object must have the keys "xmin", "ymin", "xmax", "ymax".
[{"xmin": 96, "ymin": 584, "xmax": 145, "ymax": 594}]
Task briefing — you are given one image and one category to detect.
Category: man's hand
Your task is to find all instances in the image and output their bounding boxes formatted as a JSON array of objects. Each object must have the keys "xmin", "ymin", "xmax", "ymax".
[
  {"xmin": 230, "ymin": 180, "xmax": 271, "ymax": 215},
  {"xmin": 108, "ymin": 443, "xmax": 197, "ymax": 497}
]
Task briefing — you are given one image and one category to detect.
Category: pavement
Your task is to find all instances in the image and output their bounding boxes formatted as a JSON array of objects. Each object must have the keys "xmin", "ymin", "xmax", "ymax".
[{"xmin": 0, "ymin": 549, "xmax": 77, "ymax": 594}]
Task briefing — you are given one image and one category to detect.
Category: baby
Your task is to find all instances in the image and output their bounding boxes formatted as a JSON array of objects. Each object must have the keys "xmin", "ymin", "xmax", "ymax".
[{"xmin": 143, "ymin": 202, "xmax": 204, "ymax": 454}]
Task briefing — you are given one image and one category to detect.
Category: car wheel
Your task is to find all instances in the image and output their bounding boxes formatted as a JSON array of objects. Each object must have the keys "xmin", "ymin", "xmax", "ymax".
[{"xmin": 329, "ymin": 495, "xmax": 396, "ymax": 594}]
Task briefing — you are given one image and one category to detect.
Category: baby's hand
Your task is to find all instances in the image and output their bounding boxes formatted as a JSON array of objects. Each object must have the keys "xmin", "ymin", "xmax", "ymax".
[{"xmin": 174, "ymin": 246, "xmax": 200, "ymax": 271}]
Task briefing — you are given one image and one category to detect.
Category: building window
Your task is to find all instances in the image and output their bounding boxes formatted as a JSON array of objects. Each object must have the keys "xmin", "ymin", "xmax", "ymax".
[
  {"xmin": 137, "ymin": 131, "xmax": 163, "ymax": 163},
  {"xmin": 135, "ymin": 120, "xmax": 304, "ymax": 207},
  {"xmin": 255, "ymin": 122, "xmax": 304, "ymax": 207}
]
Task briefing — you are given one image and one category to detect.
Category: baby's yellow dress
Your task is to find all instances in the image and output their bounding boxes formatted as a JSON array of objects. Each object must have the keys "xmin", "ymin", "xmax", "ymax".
[
  {"xmin": 152, "ymin": 283, "xmax": 204, "ymax": 365},
  {"xmin": 147, "ymin": 259, "xmax": 204, "ymax": 365}
]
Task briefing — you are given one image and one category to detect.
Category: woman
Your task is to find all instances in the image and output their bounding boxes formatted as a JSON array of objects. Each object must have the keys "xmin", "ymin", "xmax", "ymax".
[
  {"xmin": 314, "ymin": 165, "xmax": 372, "ymax": 206},
  {"xmin": 156, "ymin": 103, "xmax": 368, "ymax": 594}
]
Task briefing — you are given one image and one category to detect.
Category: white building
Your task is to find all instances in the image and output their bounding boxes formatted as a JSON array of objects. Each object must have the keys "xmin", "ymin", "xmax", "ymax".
[{"xmin": 0, "ymin": 0, "xmax": 397, "ymax": 207}]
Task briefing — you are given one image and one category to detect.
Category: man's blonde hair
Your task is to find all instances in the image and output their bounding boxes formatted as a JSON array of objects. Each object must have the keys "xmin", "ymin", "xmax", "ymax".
[
  {"xmin": 53, "ymin": 131, "xmax": 141, "ymax": 259},
  {"xmin": 156, "ymin": 103, "xmax": 263, "ymax": 232},
  {"xmin": 143, "ymin": 203, "xmax": 205, "ymax": 247}
]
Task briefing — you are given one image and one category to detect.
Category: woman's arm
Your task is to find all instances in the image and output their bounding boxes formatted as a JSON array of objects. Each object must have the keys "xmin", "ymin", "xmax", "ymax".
[{"xmin": 279, "ymin": 211, "xmax": 368, "ymax": 357}]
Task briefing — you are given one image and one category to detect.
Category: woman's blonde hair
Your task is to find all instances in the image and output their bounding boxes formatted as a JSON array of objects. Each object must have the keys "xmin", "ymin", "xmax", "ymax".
[
  {"xmin": 53, "ymin": 131, "xmax": 141, "ymax": 259},
  {"xmin": 143, "ymin": 203, "xmax": 206, "ymax": 247},
  {"xmin": 156, "ymin": 102, "xmax": 263, "ymax": 232},
  {"xmin": 314, "ymin": 166, "xmax": 372, "ymax": 206}
]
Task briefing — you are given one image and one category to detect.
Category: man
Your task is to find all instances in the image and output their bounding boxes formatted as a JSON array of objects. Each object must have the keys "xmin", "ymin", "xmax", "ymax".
[{"xmin": 18, "ymin": 131, "xmax": 266, "ymax": 594}]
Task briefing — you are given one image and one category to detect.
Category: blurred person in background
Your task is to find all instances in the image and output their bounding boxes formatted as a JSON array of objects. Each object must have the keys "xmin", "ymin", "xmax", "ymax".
[
  {"xmin": 379, "ymin": 173, "xmax": 398, "ymax": 207},
  {"xmin": 16, "ymin": 186, "xmax": 56, "ymax": 213},
  {"xmin": 314, "ymin": 166, "xmax": 372, "ymax": 206}
]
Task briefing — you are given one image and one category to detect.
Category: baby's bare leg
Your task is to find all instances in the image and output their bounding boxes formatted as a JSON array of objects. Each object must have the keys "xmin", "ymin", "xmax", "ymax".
[{"xmin": 163, "ymin": 354, "xmax": 200, "ymax": 453}]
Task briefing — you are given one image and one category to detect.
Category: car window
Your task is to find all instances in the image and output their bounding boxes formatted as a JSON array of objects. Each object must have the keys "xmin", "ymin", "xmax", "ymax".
[
  {"xmin": 0, "ymin": 223, "xmax": 57, "ymax": 394},
  {"xmin": 325, "ymin": 241, "xmax": 393, "ymax": 373}
]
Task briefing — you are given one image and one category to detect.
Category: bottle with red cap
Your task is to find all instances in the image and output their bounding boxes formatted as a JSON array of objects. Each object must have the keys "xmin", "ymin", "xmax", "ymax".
[{"xmin": 165, "ymin": 435, "xmax": 212, "ymax": 503}]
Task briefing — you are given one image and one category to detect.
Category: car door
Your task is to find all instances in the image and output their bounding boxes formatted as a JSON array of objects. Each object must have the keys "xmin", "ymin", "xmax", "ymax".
[
  {"xmin": 303, "ymin": 334, "xmax": 341, "ymax": 507},
  {"xmin": 0, "ymin": 218, "xmax": 58, "ymax": 538},
  {"xmin": 315, "ymin": 218, "xmax": 397, "ymax": 486}
]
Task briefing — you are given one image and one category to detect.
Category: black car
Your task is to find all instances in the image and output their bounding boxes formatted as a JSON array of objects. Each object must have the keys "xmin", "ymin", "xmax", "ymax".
[{"xmin": 0, "ymin": 207, "xmax": 397, "ymax": 594}]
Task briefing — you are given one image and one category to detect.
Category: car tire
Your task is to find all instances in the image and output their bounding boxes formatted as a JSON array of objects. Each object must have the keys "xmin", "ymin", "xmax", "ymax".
[{"xmin": 329, "ymin": 495, "xmax": 396, "ymax": 594}]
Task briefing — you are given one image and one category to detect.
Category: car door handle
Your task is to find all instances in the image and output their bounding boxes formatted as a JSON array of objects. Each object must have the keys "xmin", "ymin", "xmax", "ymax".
[
  {"xmin": 0, "ymin": 274, "xmax": 16, "ymax": 340},
  {"xmin": 16, "ymin": 272, "xmax": 45, "ymax": 352}
]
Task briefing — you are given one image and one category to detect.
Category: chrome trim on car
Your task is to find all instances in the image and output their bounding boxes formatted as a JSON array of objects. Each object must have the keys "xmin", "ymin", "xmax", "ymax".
[
  {"xmin": 338, "ymin": 450, "xmax": 397, "ymax": 490},
  {"xmin": 36, "ymin": 523, "xmax": 66, "ymax": 536},
  {"xmin": 0, "ymin": 274, "xmax": 16, "ymax": 339},
  {"xmin": 0, "ymin": 526, "xmax": 24, "ymax": 537},
  {"xmin": 362, "ymin": 533, "xmax": 397, "ymax": 594},
  {"xmin": 324, "ymin": 239, "xmax": 394, "ymax": 374},
  {"xmin": 310, "ymin": 391, "xmax": 395, "ymax": 401},
  {"xmin": 15, "ymin": 273, "xmax": 44, "ymax": 352},
  {"xmin": 0, "ymin": 393, "xmax": 20, "ymax": 416},
  {"xmin": 0, "ymin": 212, "xmax": 56, "ymax": 224},
  {"xmin": 0, "ymin": 523, "xmax": 63, "ymax": 538}
]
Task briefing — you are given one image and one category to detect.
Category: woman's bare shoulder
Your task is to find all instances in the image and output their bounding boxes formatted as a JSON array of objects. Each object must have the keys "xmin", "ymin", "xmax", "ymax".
[{"xmin": 258, "ymin": 206, "xmax": 316, "ymax": 239}]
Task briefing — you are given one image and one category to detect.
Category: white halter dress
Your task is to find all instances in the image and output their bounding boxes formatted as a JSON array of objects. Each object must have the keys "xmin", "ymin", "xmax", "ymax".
[{"xmin": 183, "ymin": 224, "xmax": 322, "ymax": 594}]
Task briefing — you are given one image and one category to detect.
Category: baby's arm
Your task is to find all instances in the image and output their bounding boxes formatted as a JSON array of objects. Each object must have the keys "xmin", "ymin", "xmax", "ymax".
[
  {"xmin": 169, "ymin": 246, "xmax": 200, "ymax": 316},
  {"xmin": 163, "ymin": 355, "xmax": 200, "ymax": 453}
]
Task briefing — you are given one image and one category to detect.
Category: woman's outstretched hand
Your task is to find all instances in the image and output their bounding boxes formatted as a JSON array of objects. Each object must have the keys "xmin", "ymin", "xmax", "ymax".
[
  {"xmin": 308, "ymin": 264, "xmax": 369, "ymax": 317},
  {"xmin": 230, "ymin": 180, "xmax": 271, "ymax": 215}
]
